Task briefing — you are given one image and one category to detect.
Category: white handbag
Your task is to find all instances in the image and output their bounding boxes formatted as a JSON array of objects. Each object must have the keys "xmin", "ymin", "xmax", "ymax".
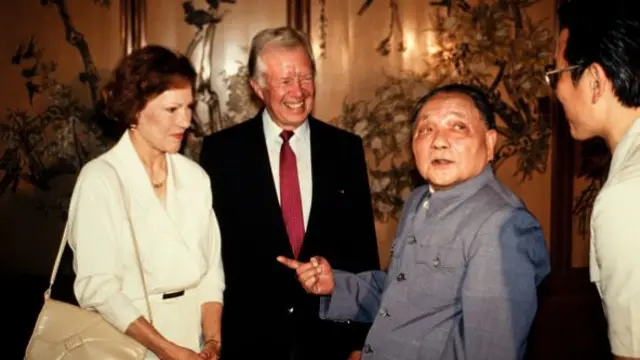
[{"xmin": 24, "ymin": 165, "xmax": 153, "ymax": 359}]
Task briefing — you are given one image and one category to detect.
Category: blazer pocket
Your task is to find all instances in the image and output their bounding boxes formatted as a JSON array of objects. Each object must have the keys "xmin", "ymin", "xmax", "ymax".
[{"xmin": 407, "ymin": 244, "xmax": 466, "ymax": 309}]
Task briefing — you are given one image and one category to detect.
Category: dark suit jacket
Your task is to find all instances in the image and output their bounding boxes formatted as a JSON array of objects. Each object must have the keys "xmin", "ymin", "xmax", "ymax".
[{"xmin": 199, "ymin": 112, "xmax": 380, "ymax": 360}]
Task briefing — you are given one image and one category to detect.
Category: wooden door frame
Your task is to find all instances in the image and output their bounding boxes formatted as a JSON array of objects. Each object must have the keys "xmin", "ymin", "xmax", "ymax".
[
  {"xmin": 287, "ymin": 0, "xmax": 312, "ymax": 34},
  {"xmin": 120, "ymin": 0, "xmax": 145, "ymax": 55}
]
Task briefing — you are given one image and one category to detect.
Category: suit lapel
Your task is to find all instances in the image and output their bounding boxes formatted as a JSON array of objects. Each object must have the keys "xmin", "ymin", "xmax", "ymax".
[{"xmin": 299, "ymin": 118, "xmax": 329, "ymax": 259}]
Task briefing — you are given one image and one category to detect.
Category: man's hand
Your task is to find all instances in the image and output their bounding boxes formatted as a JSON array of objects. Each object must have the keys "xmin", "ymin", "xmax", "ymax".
[
  {"xmin": 348, "ymin": 350, "xmax": 362, "ymax": 360},
  {"xmin": 276, "ymin": 256, "xmax": 335, "ymax": 295}
]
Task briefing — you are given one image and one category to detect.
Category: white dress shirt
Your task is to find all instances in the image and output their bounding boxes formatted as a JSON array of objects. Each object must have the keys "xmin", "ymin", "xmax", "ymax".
[
  {"xmin": 262, "ymin": 111, "xmax": 313, "ymax": 230},
  {"xmin": 590, "ymin": 118, "xmax": 640, "ymax": 357}
]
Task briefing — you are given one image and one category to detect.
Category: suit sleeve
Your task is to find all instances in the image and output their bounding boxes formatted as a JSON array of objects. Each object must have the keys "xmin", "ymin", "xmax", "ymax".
[
  {"xmin": 68, "ymin": 165, "xmax": 142, "ymax": 332},
  {"xmin": 199, "ymin": 136, "xmax": 217, "ymax": 190},
  {"xmin": 460, "ymin": 208, "xmax": 550, "ymax": 360},
  {"xmin": 200, "ymin": 134, "xmax": 240, "ymax": 290},
  {"xmin": 332, "ymin": 136, "xmax": 380, "ymax": 352},
  {"xmin": 320, "ymin": 269, "xmax": 387, "ymax": 322},
  {"xmin": 199, "ymin": 135, "xmax": 225, "ymax": 217}
]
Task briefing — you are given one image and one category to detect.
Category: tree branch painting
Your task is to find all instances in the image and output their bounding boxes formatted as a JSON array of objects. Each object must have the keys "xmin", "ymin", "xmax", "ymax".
[{"xmin": 0, "ymin": 0, "xmax": 113, "ymax": 218}]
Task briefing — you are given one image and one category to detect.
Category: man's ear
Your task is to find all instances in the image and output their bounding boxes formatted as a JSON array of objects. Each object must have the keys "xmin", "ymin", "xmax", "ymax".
[
  {"xmin": 249, "ymin": 78, "xmax": 265, "ymax": 101},
  {"xmin": 485, "ymin": 129, "xmax": 498, "ymax": 161},
  {"xmin": 588, "ymin": 63, "xmax": 608, "ymax": 104}
]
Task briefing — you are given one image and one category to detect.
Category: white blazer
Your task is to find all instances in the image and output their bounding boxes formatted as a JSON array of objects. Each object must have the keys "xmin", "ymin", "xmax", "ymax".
[
  {"xmin": 67, "ymin": 131, "xmax": 225, "ymax": 332},
  {"xmin": 590, "ymin": 118, "xmax": 640, "ymax": 357}
]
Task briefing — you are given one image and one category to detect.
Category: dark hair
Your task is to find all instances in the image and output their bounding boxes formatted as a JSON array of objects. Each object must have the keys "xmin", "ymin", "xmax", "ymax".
[
  {"xmin": 557, "ymin": 0, "xmax": 640, "ymax": 107},
  {"xmin": 96, "ymin": 45, "xmax": 197, "ymax": 139},
  {"xmin": 409, "ymin": 83, "xmax": 496, "ymax": 130}
]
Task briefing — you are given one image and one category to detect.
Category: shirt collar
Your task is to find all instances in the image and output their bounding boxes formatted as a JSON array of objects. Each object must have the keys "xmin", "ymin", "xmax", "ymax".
[
  {"xmin": 113, "ymin": 130, "xmax": 183, "ymax": 190},
  {"xmin": 609, "ymin": 117, "xmax": 640, "ymax": 176},
  {"xmin": 262, "ymin": 109, "xmax": 310, "ymax": 143},
  {"xmin": 428, "ymin": 165, "xmax": 494, "ymax": 201}
]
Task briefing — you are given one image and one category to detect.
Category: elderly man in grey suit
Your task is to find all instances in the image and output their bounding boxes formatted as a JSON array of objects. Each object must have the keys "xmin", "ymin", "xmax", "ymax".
[{"xmin": 278, "ymin": 83, "xmax": 551, "ymax": 360}]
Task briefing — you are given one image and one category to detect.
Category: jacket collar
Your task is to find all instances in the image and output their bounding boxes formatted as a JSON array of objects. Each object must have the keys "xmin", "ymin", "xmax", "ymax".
[
  {"xmin": 426, "ymin": 165, "xmax": 496, "ymax": 220},
  {"xmin": 109, "ymin": 131, "xmax": 186, "ymax": 210},
  {"xmin": 609, "ymin": 117, "xmax": 640, "ymax": 177}
]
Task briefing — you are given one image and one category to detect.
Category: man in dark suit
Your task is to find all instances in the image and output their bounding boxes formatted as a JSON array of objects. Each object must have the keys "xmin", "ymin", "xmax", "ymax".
[{"xmin": 199, "ymin": 26, "xmax": 380, "ymax": 360}]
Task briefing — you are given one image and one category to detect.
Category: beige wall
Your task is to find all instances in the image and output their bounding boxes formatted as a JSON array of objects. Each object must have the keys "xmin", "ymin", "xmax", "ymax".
[{"xmin": 1, "ymin": 0, "xmax": 586, "ymax": 275}]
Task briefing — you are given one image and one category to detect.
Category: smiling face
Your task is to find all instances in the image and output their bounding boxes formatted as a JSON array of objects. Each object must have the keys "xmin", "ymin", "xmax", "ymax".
[
  {"xmin": 412, "ymin": 92, "xmax": 497, "ymax": 191},
  {"xmin": 250, "ymin": 45, "xmax": 315, "ymax": 130},
  {"xmin": 132, "ymin": 85, "xmax": 193, "ymax": 154}
]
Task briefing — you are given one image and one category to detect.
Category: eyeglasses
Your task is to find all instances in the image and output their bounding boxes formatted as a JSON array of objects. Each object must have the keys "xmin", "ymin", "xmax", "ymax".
[{"xmin": 544, "ymin": 65, "xmax": 581, "ymax": 89}]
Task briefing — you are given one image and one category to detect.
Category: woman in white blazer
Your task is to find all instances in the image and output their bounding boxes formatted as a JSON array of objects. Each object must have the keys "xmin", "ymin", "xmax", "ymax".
[{"xmin": 66, "ymin": 45, "xmax": 224, "ymax": 360}]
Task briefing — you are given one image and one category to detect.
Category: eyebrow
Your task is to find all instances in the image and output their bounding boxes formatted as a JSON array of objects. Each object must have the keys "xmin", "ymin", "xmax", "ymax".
[{"xmin": 418, "ymin": 110, "xmax": 469, "ymax": 121}]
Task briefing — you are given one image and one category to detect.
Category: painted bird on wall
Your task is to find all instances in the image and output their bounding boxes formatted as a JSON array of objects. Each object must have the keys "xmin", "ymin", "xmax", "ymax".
[
  {"xmin": 183, "ymin": 1, "xmax": 226, "ymax": 30},
  {"xmin": 11, "ymin": 36, "xmax": 43, "ymax": 104}
]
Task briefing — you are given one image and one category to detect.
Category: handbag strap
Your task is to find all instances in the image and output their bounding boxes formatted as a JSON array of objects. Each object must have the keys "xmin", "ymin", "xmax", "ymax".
[
  {"xmin": 44, "ymin": 160, "xmax": 154, "ymax": 324},
  {"xmin": 45, "ymin": 224, "xmax": 69, "ymax": 300}
]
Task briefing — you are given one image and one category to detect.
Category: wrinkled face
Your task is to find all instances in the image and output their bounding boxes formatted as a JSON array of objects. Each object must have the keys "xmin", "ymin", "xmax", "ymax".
[
  {"xmin": 412, "ymin": 92, "xmax": 497, "ymax": 191},
  {"xmin": 250, "ymin": 45, "xmax": 315, "ymax": 130},
  {"xmin": 555, "ymin": 29, "xmax": 603, "ymax": 140},
  {"xmin": 134, "ymin": 86, "xmax": 193, "ymax": 154}
]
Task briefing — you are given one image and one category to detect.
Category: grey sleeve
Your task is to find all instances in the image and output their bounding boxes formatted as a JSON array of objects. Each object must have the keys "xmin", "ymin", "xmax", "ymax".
[
  {"xmin": 460, "ymin": 208, "xmax": 551, "ymax": 360},
  {"xmin": 318, "ymin": 187, "xmax": 426, "ymax": 323},
  {"xmin": 319, "ymin": 269, "xmax": 388, "ymax": 323}
]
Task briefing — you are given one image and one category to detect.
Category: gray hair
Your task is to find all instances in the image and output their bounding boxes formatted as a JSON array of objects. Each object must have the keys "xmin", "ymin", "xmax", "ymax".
[{"xmin": 247, "ymin": 26, "xmax": 316, "ymax": 86}]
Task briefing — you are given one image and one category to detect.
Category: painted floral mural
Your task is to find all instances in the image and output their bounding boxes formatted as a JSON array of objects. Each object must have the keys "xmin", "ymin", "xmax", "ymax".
[
  {"xmin": 0, "ymin": 0, "xmax": 113, "ymax": 218},
  {"xmin": 328, "ymin": 0, "xmax": 555, "ymax": 220},
  {"xmin": 0, "ymin": 0, "xmax": 608, "ymax": 233}
]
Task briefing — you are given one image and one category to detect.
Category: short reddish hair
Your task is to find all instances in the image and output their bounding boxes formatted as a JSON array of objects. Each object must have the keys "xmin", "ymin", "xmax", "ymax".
[{"xmin": 98, "ymin": 45, "xmax": 196, "ymax": 135}]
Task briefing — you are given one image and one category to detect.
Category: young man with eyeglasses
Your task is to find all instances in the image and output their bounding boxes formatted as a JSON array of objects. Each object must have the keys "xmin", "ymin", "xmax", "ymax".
[{"xmin": 549, "ymin": 1, "xmax": 640, "ymax": 359}]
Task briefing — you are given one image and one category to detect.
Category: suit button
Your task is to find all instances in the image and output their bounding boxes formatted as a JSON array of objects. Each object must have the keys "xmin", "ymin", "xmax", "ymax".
[
  {"xmin": 396, "ymin": 272, "xmax": 406, "ymax": 281},
  {"xmin": 408, "ymin": 236, "xmax": 416, "ymax": 245},
  {"xmin": 363, "ymin": 344, "xmax": 373, "ymax": 354},
  {"xmin": 287, "ymin": 307, "xmax": 294, "ymax": 314},
  {"xmin": 378, "ymin": 308, "xmax": 390, "ymax": 317},
  {"xmin": 432, "ymin": 257, "xmax": 441, "ymax": 267}
]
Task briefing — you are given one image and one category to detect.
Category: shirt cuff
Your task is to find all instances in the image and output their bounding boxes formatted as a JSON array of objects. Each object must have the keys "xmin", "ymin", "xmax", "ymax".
[
  {"xmin": 199, "ymin": 266, "xmax": 225, "ymax": 304},
  {"xmin": 319, "ymin": 270, "xmax": 358, "ymax": 322},
  {"xmin": 319, "ymin": 295, "xmax": 332, "ymax": 319},
  {"xmin": 200, "ymin": 284, "xmax": 225, "ymax": 304},
  {"xmin": 94, "ymin": 292, "xmax": 144, "ymax": 332}
]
